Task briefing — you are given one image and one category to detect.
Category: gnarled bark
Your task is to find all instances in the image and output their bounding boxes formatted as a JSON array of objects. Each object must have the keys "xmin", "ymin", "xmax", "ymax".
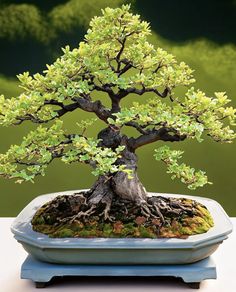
[
  {"xmin": 111, "ymin": 150, "xmax": 147, "ymax": 203},
  {"xmin": 96, "ymin": 127, "xmax": 147, "ymax": 203}
]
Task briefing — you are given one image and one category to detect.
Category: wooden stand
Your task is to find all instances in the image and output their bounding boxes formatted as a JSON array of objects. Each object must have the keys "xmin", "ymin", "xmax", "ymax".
[{"xmin": 21, "ymin": 256, "xmax": 216, "ymax": 289}]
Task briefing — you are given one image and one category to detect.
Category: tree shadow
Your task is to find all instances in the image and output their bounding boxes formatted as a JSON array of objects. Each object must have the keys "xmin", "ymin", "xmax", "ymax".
[{"xmin": 135, "ymin": 0, "xmax": 236, "ymax": 44}]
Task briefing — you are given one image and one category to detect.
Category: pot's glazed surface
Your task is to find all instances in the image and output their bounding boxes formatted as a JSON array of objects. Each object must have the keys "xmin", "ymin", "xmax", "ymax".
[{"xmin": 11, "ymin": 191, "xmax": 233, "ymax": 264}]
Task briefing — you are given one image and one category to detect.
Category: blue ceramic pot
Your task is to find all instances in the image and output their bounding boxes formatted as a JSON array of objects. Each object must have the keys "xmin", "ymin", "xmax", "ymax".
[{"xmin": 11, "ymin": 191, "xmax": 233, "ymax": 264}]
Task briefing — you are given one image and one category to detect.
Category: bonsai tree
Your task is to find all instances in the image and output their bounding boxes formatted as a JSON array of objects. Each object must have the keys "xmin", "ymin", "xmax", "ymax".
[{"xmin": 0, "ymin": 5, "xmax": 235, "ymax": 238}]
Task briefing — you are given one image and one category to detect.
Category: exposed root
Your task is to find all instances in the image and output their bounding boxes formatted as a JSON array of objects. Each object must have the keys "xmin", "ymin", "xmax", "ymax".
[
  {"xmin": 140, "ymin": 203, "xmax": 153, "ymax": 218},
  {"xmin": 68, "ymin": 204, "xmax": 96, "ymax": 224},
  {"xmin": 152, "ymin": 204, "xmax": 165, "ymax": 224},
  {"xmin": 99, "ymin": 201, "xmax": 114, "ymax": 221}
]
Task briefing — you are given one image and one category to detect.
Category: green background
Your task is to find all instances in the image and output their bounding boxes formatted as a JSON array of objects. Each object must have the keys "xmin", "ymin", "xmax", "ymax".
[{"xmin": 0, "ymin": 0, "xmax": 236, "ymax": 216}]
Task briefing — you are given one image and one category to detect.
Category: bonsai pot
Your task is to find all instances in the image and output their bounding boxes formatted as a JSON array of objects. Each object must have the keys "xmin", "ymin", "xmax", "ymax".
[{"xmin": 11, "ymin": 190, "xmax": 233, "ymax": 265}]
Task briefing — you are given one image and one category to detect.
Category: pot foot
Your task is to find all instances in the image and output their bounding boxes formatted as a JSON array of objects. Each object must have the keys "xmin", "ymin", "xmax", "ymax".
[
  {"xmin": 35, "ymin": 281, "xmax": 48, "ymax": 288},
  {"xmin": 186, "ymin": 282, "xmax": 201, "ymax": 289}
]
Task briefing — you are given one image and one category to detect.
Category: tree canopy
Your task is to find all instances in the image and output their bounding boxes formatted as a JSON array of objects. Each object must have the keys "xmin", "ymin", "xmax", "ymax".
[{"xmin": 0, "ymin": 5, "xmax": 235, "ymax": 188}]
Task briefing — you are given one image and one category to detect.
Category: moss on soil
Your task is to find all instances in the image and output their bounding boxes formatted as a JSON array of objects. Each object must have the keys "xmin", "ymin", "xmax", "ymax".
[{"xmin": 31, "ymin": 197, "xmax": 214, "ymax": 239}]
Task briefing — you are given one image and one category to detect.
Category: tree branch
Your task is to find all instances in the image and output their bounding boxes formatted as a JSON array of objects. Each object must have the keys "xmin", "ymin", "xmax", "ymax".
[
  {"xmin": 125, "ymin": 121, "xmax": 148, "ymax": 135},
  {"xmin": 13, "ymin": 134, "xmax": 97, "ymax": 168},
  {"xmin": 13, "ymin": 137, "xmax": 74, "ymax": 170},
  {"xmin": 92, "ymin": 84, "xmax": 121, "ymax": 114},
  {"xmin": 116, "ymin": 37, "xmax": 126, "ymax": 71},
  {"xmin": 126, "ymin": 87, "xmax": 169, "ymax": 98},
  {"xmin": 93, "ymin": 84, "xmax": 115, "ymax": 98},
  {"xmin": 113, "ymin": 86, "xmax": 170, "ymax": 101},
  {"xmin": 14, "ymin": 96, "xmax": 111, "ymax": 125},
  {"xmin": 116, "ymin": 57, "xmax": 136, "ymax": 76},
  {"xmin": 72, "ymin": 97, "xmax": 111, "ymax": 122},
  {"xmin": 128, "ymin": 128, "xmax": 187, "ymax": 150}
]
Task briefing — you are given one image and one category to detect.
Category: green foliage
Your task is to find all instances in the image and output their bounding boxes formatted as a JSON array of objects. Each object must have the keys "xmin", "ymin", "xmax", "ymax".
[
  {"xmin": 0, "ymin": 120, "xmax": 128, "ymax": 182},
  {"xmin": 108, "ymin": 89, "xmax": 236, "ymax": 143},
  {"xmin": 62, "ymin": 137, "xmax": 129, "ymax": 177},
  {"xmin": 79, "ymin": 6, "xmax": 194, "ymax": 90},
  {"xmin": 182, "ymin": 89, "xmax": 236, "ymax": 142},
  {"xmin": 0, "ymin": 5, "xmax": 235, "ymax": 189},
  {"xmin": 0, "ymin": 120, "xmax": 65, "ymax": 182},
  {"xmin": 154, "ymin": 146, "xmax": 210, "ymax": 190},
  {"xmin": 108, "ymin": 98, "xmax": 205, "ymax": 142},
  {"xmin": 0, "ymin": 88, "xmax": 55, "ymax": 126}
]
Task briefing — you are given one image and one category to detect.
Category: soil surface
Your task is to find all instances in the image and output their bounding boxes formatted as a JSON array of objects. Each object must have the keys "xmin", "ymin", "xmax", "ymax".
[{"xmin": 31, "ymin": 193, "xmax": 214, "ymax": 239}]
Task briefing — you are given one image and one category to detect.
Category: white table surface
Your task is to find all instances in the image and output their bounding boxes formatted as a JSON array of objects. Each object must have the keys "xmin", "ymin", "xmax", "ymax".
[{"xmin": 0, "ymin": 217, "xmax": 235, "ymax": 292}]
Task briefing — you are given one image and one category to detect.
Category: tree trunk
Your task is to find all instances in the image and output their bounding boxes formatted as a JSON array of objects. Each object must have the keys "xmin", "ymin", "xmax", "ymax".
[
  {"xmin": 112, "ymin": 149, "xmax": 147, "ymax": 202},
  {"xmin": 88, "ymin": 147, "xmax": 147, "ymax": 204},
  {"xmin": 94, "ymin": 127, "xmax": 148, "ymax": 203}
]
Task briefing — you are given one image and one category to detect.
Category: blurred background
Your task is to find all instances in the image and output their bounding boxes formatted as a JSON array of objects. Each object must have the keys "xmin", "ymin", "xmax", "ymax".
[{"xmin": 0, "ymin": 0, "xmax": 236, "ymax": 216}]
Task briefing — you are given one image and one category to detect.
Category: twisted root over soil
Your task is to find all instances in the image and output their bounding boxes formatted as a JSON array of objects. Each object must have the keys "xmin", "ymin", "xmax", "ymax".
[{"xmin": 31, "ymin": 191, "xmax": 214, "ymax": 239}]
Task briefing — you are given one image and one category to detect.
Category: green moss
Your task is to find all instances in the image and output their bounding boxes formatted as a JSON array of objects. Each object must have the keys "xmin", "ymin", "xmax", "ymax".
[
  {"xmin": 160, "ymin": 205, "xmax": 214, "ymax": 238},
  {"xmin": 103, "ymin": 224, "xmax": 113, "ymax": 236},
  {"xmin": 139, "ymin": 226, "xmax": 156, "ymax": 238},
  {"xmin": 32, "ymin": 215, "xmax": 45, "ymax": 225},
  {"xmin": 78, "ymin": 229, "xmax": 93, "ymax": 237},
  {"xmin": 45, "ymin": 215, "xmax": 57, "ymax": 225},
  {"xmin": 32, "ymin": 224, "xmax": 55, "ymax": 234},
  {"xmin": 196, "ymin": 205, "xmax": 214, "ymax": 227},
  {"xmin": 52, "ymin": 228, "xmax": 75, "ymax": 238},
  {"xmin": 70, "ymin": 223, "xmax": 83, "ymax": 232},
  {"xmin": 119, "ymin": 223, "xmax": 134, "ymax": 236},
  {"xmin": 179, "ymin": 226, "xmax": 195, "ymax": 235}
]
